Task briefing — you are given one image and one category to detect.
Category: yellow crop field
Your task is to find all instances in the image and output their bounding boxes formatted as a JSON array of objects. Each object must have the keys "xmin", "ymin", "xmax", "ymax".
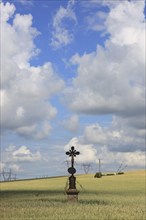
[{"xmin": 0, "ymin": 170, "xmax": 145, "ymax": 220}]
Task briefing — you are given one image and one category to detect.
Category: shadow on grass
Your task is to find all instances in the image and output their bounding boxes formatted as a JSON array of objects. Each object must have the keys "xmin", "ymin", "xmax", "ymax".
[
  {"xmin": 1, "ymin": 190, "xmax": 109, "ymax": 206},
  {"xmin": 0, "ymin": 189, "xmax": 129, "ymax": 197},
  {"xmin": 0, "ymin": 190, "xmax": 65, "ymax": 197}
]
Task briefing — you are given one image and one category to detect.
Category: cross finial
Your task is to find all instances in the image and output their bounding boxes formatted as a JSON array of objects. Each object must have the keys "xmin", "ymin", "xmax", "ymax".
[{"xmin": 66, "ymin": 146, "xmax": 80, "ymax": 158}]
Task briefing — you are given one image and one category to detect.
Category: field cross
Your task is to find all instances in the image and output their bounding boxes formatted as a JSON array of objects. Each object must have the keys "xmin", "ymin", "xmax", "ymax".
[{"xmin": 65, "ymin": 146, "xmax": 80, "ymax": 201}]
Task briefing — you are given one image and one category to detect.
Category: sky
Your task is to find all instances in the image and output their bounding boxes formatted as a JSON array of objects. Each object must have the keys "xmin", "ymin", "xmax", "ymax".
[{"xmin": 0, "ymin": 0, "xmax": 145, "ymax": 180}]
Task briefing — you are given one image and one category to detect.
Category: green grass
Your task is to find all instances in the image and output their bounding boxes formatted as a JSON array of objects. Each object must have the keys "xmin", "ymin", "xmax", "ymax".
[{"xmin": 0, "ymin": 170, "xmax": 145, "ymax": 220}]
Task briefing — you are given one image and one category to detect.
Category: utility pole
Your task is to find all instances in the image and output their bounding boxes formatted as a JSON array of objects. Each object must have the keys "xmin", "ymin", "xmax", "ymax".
[
  {"xmin": 9, "ymin": 168, "xmax": 12, "ymax": 180},
  {"xmin": 98, "ymin": 159, "xmax": 102, "ymax": 173}
]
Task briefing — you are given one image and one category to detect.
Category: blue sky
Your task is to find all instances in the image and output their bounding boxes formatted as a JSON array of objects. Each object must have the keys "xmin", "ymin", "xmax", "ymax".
[{"xmin": 1, "ymin": 0, "xmax": 145, "ymax": 180}]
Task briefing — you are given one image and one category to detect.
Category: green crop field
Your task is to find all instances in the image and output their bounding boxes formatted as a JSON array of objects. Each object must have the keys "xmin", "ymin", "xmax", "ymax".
[{"xmin": 0, "ymin": 170, "xmax": 145, "ymax": 220}]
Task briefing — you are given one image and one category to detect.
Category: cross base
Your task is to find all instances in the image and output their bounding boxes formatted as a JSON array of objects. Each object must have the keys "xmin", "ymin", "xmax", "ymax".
[{"xmin": 66, "ymin": 189, "xmax": 79, "ymax": 202}]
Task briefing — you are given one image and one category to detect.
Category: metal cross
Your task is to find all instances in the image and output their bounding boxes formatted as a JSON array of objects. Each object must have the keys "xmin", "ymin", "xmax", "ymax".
[{"xmin": 66, "ymin": 146, "xmax": 80, "ymax": 168}]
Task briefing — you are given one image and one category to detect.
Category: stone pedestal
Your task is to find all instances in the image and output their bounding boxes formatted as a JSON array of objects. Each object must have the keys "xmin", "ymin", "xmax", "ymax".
[{"xmin": 66, "ymin": 189, "xmax": 79, "ymax": 202}]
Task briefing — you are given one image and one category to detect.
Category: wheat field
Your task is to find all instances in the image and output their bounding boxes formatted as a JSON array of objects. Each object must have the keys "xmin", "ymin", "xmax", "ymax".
[{"xmin": 0, "ymin": 170, "xmax": 145, "ymax": 220}]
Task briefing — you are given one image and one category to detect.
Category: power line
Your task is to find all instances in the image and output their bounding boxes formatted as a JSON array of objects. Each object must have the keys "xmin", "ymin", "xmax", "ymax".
[
  {"xmin": 0, "ymin": 169, "xmax": 16, "ymax": 181},
  {"xmin": 82, "ymin": 163, "xmax": 91, "ymax": 174}
]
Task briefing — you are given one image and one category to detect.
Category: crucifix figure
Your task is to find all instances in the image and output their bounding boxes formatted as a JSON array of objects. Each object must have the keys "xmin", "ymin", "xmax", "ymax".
[{"xmin": 65, "ymin": 146, "xmax": 80, "ymax": 201}]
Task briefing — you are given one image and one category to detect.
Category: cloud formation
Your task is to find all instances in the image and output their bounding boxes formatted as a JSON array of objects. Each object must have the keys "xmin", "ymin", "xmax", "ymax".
[
  {"xmin": 64, "ymin": 135, "xmax": 145, "ymax": 168},
  {"xmin": 86, "ymin": 10, "xmax": 108, "ymax": 32},
  {"xmin": 83, "ymin": 121, "xmax": 145, "ymax": 153},
  {"xmin": 18, "ymin": 0, "xmax": 33, "ymax": 6},
  {"xmin": 12, "ymin": 145, "xmax": 42, "ymax": 162},
  {"xmin": 65, "ymin": 0, "xmax": 145, "ymax": 117},
  {"xmin": 1, "ymin": 2, "xmax": 64, "ymax": 139},
  {"xmin": 3, "ymin": 145, "xmax": 42, "ymax": 163},
  {"xmin": 50, "ymin": 0, "xmax": 77, "ymax": 49},
  {"xmin": 62, "ymin": 114, "xmax": 79, "ymax": 132}
]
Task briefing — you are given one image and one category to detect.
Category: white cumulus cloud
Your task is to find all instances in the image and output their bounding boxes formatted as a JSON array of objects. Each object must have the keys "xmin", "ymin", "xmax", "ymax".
[
  {"xmin": 64, "ymin": 0, "xmax": 145, "ymax": 127},
  {"xmin": 64, "ymin": 137, "xmax": 98, "ymax": 164},
  {"xmin": 1, "ymin": 2, "xmax": 64, "ymax": 139},
  {"xmin": 4, "ymin": 145, "xmax": 42, "ymax": 162},
  {"xmin": 12, "ymin": 145, "xmax": 42, "ymax": 162}
]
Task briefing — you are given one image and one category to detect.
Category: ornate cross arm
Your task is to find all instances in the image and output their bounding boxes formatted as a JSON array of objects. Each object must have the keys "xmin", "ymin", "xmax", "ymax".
[
  {"xmin": 66, "ymin": 146, "xmax": 80, "ymax": 157},
  {"xmin": 66, "ymin": 146, "xmax": 80, "ymax": 168}
]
